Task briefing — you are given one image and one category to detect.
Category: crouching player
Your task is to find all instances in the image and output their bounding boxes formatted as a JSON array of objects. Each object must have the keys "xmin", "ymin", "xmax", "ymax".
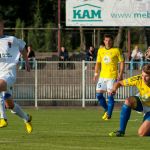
[{"xmin": 109, "ymin": 64, "xmax": 150, "ymax": 137}]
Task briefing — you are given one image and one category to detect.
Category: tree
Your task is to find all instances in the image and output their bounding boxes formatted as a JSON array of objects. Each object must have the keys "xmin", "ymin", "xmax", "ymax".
[
  {"xmin": 30, "ymin": 0, "xmax": 44, "ymax": 51},
  {"xmin": 44, "ymin": 22, "xmax": 55, "ymax": 52},
  {"xmin": 114, "ymin": 27, "xmax": 125, "ymax": 49},
  {"xmin": 15, "ymin": 18, "xmax": 24, "ymax": 39},
  {"xmin": 80, "ymin": 27, "xmax": 86, "ymax": 52}
]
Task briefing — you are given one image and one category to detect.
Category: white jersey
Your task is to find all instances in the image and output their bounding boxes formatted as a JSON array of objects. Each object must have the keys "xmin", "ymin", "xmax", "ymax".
[
  {"xmin": 0, "ymin": 35, "xmax": 26, "ymax": 72},
  {"xmin": 0, "ymin": 35, "xmax": 26, "ymax": 87}
]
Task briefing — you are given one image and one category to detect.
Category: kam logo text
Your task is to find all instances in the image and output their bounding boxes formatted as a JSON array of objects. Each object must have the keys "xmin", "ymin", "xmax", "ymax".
[{"xmin": 72, "ymin": 4, "xmax": 103, "ymax": 22}]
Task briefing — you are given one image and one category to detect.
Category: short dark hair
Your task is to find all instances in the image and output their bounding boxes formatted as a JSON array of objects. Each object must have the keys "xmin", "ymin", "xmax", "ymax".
[
  {"xmin": 142, "ymin": 64, "xmax": 150, "ymax": 75},
  {"xmin": 103, "ymin": 34, "xmax": 114, "ymax": 40}
]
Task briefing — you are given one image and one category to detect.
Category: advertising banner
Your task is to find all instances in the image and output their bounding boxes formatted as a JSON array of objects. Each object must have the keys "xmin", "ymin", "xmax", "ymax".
[{"xmin": 66, "ymin": 0, "xmax": 150, "ymax": 26}]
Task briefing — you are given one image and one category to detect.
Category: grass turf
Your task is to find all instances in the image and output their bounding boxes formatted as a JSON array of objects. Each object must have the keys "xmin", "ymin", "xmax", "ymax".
[{"xmin": 0, "ymin": 107, "xmax": 149, "ymax": 150}]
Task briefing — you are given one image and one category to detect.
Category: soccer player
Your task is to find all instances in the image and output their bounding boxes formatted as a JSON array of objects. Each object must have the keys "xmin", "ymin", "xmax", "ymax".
[
  {"xmin": 0, "ymin": 18, "xmax": 32, "ymax": 133},
  {"xmin": 94, "ymin": 34, "xmax": 124, "ymax": 120},
  {"xmin": 109, "ymin": 64, "xmax": 150, "ymax": 137}
]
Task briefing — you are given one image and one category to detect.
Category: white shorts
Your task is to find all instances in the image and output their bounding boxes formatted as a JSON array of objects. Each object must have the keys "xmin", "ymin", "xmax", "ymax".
[
  {"xmin": 0, "ymin": 68, "xmax": 16, "ymax": 93},
  {"xmin": 96, "ymin": 78, "xmax": 116, "ymax": 92}
]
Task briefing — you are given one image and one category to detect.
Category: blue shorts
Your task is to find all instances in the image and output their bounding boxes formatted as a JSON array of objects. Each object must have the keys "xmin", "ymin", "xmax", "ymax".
[
  {"xmin": 133, "ymin": 96, "xmax": 150, "ymax": 121},
  {"xmin": 143, "ymin": 112, "xmax": 150, "ymax": 121},
  {"xmin": 133, "ymin": 96, "xmax": 143, "ymax": 112}
]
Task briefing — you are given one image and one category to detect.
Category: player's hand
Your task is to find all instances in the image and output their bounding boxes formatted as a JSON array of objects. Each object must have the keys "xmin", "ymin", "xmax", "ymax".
[
  {"xmin": 110, "ymin": 89, "xmax": 116, "ymax": 95},
  {"xmin": 93, "ymin": 73, "xmax": 99, "ymax": 82}
]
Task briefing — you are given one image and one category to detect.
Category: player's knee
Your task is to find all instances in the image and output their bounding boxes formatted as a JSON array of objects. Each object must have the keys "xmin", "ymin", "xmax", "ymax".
[
  {"xmin": 138, "ymin": 129, "xmax": 146, "ymax": 136},
  {"xmin": 5, "ymin": 100, "xmax": 14, "ymax": 109},
  {"xmin": 125, "ymin": 96, "xmax": 137, "ymax": 108},
  {"xmin": 3, "ymin": 93, "xmax": 14, "ymax": 109},
  {"xmin": 124, "ymin": 97, "xmax": 132, "ymax": 107},
  {"xmin": 96, "ymin": 93, "xmax": 104, "ymax": 100}
]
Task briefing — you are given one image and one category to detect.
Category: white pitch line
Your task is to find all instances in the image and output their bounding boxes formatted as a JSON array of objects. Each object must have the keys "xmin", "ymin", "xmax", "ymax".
[
  {"xmin": 48, "ymin": 143, "xmax": 103, "ymax": 150},
  {"xmin": 0, "ymin": 140, "xmax": 17, "ymax": 143},
  {"xmin": 129, "ymin": 119, "xmax": 138, "ymax": 122}
]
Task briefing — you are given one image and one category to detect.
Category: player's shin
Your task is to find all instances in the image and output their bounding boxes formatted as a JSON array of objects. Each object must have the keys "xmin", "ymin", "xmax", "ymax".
[
  {"xmin": 107, "ymin": 95, "xmax": 115, "ymax": 118},
  {"xmin": 0, "ymin": 94, "xmax": 7, "ymax": 119},
  {"xmin": 11, "ymin": 102, "xmax": 29, "ymax": 122},
  {"xmin": 96, "ymin": 93, "xmax": 108, "ymax": 112},
  {"xmin": 120, "ymin": 104, "xmax": 131, "ymax": 133}
]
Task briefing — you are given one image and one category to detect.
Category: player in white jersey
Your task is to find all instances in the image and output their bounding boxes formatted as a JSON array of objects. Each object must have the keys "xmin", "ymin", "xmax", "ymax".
[{"xmin": 0, "ymin": 18, "xmax": 32, "ymax": 133}]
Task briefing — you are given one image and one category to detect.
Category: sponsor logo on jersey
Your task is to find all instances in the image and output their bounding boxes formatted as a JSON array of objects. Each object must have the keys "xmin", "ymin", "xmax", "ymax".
[
  {"xmin": 8, "ymin": 42, "xmax": 12, "ymax": 48},
  {"xmin": 0, "ymin": 53, "xmax": 12, "ymax": 58},
  {"xmin": 103, "ymin": 55, "xmax": 111, "ymax": 64}
]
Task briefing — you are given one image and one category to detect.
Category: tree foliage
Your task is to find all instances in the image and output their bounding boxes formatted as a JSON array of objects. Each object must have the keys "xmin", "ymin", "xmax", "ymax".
[{"xmin": 0, "ymin": 0, "xmax": 149, "ymax": 52}]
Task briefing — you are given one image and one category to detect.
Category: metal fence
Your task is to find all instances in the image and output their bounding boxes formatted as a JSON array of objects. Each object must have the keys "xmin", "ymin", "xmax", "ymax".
[{"xmin": 14, "ymin": 61, "xmax": 146, "ymax": 107}]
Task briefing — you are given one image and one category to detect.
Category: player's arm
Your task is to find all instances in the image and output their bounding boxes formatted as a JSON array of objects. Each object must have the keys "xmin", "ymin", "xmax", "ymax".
[
  {"xmin": 118, "ymin": 61, "xmax": 125, "ymax": 81},
  {"xmin": 110, "ymin": 80, "xmax": 124, "ymax": 95},
  {"xmin": 20, "ymin": 48, "xmax": 30, "ymax": 72},
  {"xmin": 93, "ymin": 62, "xmax": 101, "ymax": 82}
]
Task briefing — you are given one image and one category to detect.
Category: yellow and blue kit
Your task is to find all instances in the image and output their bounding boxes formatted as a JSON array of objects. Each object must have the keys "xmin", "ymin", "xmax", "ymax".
[
  {"xmin": 123, "ymin": 75, "xmax": 150, "ymax": 107},
  {"xmin": 96, "ymin": 47, "xmax": 124, "ymax": 79},
  {"xmin": 118, "ymin": 75, "xmax": 150, "ymax": 134}
]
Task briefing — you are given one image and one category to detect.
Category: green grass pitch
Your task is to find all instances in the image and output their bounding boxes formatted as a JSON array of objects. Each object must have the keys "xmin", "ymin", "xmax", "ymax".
[{"xmin": 0, "ymin": 107, "xmax": 150, "ymax": 150}]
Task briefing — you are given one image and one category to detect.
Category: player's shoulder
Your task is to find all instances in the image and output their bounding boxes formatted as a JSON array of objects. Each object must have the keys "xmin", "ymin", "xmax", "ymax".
[
  {"xmin": 97, "ymin": 47, "xmax": 105, "ymax": 53},
  {"xmin": 0, "ymin": 35, "xmax": 16, "ymax": 43},
  {"xmin": 98, "ymin": 47, "xmax": 105, "ymax": 51},
  {"xmin": 4, "ymin": 35, "xmax": 18, "ymax": 41},
  {"xmin": 4, "ymin": 35, "xmax": 15, "ymax": 38},
  {"xmin": 123, "ymin": 74, "xmax": 142, "ymax": 86},
  {"xmin": 129, "ymin": 74, "xmax": 142, "ymax": 82}
]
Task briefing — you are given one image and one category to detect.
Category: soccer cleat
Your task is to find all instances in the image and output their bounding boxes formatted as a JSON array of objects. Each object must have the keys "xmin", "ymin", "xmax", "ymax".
[
  {"xmin": 109, "ymin": 130, "xmax": 125, "ymax": 137},
  {"xmin": 25, "ymin": 115, "xmax": 33, "ymax": 133},
  {"xmin": 102, "ymin": 112, "xmax": 111, "ymax": 120},
  {"xmin": 0, "ymin": 119, "xmax": 8, "ymax": 128}
]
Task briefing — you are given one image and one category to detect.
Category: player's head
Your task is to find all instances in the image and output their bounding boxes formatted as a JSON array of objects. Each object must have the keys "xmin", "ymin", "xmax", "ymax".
[
  {"xmin": 0, "ymin": 18, "xmax": 4, "ymax": 35},
  {"xmin": 103, "ymin": 34, "xmax": 114, "ymax": 49},
  {"xmin": 142, "ymin": 64, "xmax": 150, "ymax": 86}
]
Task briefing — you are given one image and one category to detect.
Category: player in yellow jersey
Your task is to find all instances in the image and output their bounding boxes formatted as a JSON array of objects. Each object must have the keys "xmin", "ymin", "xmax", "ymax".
[
  {"xmin": 94, "ymin": 34, "xmax": 124, "ymax": 120},
  {"xmin": 109, "ymin": 64, "xmax": 150, "ymax": 137}
]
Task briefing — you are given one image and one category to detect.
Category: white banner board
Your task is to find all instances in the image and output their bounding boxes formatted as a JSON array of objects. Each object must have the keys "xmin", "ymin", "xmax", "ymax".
[{"xmin": 66, "ymin": 0, "xmax": 150, "ymax": 26}]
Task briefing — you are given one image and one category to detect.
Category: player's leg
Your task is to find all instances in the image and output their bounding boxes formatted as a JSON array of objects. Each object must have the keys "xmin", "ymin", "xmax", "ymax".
[
  {"xmin": 106, "ymin": 79, "xmax": 116, "ymax": 119},
  {"xmin": 4, "ymin": 93, "xmax": 28, "ymax": 121},
  {"xmin": 3, "ymin": 92, "xmax": 33, "ymax": 133},
  {"xmin": 109, "ymin": 96, "xmax": 142, "ymax": 136},
  {"xmin": 0, "ymin": 79, "xmax": 8, "ymax": 127},
  {"xmin": 0, "ymin": 93, "xmax": 8, "ymax": 127},
  {"xmin": 96, "ymin": 78, "xmax": 108, "ymax": 119},
  {"xmin": 138, "ymin": 112, "xmax": 150, "ymax": 136}
]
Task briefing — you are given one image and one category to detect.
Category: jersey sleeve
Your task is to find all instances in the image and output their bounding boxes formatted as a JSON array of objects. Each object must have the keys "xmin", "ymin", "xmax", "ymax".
[
  {"xmin": 122, "ymin": 75, "xmax": 141, "ymax": 86},
  {"xmin": 13, "ymin": 37, "xmax": 26, "ymax": 51}
]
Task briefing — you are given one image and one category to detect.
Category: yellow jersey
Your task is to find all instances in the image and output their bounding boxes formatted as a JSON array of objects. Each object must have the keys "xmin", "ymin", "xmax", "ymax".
[
  {"xmin": 123, "ymin": 75, "xmax": 150, "ymax": 107},
  {"xmin": 96, "ymin": 47, "xmax": 124, "ymax": 79}
]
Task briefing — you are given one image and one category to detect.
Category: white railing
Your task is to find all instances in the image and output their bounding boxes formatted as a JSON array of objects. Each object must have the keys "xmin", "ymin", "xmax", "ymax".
[{"xmin": 14, "ymin": 61, "xmax": 146, "ymax": 108}]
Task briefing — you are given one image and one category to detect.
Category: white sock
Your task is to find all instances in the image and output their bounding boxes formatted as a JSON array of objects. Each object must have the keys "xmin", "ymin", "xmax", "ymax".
[
  {"xmin": 0, "ymin": 95, "xmax": 7, "ymax": 119},
  {"xmin": 11, "ymin": 103, "xmax": 29, "ymax": 122}
]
